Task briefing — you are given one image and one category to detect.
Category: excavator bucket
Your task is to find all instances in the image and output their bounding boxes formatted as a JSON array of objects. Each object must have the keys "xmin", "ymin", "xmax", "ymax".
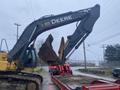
[
  {"xmin": 58, "ymin": 37, "xmax": 65, "ymax": 60},
  {"xmin": 38, "ymin": 34, "xmax": 60, "ymax": 65}
]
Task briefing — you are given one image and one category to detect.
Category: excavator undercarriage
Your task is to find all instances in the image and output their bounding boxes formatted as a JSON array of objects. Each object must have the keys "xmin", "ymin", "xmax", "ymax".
[{"xmin": 0, "ymin": 71, "xmax": 43, "ymax": 90}]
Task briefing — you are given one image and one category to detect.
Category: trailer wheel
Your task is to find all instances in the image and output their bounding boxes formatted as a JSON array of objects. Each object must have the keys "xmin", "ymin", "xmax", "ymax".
[
  {"xmin": 113, "ymin": 74, "xmax": 119, "ymax": 77},
  {"xmin": 75, "ymin": 87, "xmax": 81, "ymax": 90}
]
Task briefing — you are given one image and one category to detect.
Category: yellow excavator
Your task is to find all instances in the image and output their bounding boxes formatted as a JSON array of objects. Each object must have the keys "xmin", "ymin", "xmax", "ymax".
[{"xmin": 0, "ymin": 4, "xmax": 100, "ymax": 90}]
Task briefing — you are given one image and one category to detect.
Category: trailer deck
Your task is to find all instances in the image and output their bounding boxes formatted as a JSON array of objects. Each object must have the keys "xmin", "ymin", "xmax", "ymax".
[
  {"xmin": 55, "ymin": 75, "xmax": 98, "ymax": 89},
  {"xmin": 52, "ymin": 75, "xmax": 120, "ymax": 90}
]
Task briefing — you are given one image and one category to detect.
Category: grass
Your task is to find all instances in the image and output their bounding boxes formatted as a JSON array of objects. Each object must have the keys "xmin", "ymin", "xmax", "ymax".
[
  {"xmin": 78, "ymin": 67, "xmax": 113, "ymax": 77},
  {"xmin": 33, "ymin": 67, "xmax": 48, "ymax": 76}
]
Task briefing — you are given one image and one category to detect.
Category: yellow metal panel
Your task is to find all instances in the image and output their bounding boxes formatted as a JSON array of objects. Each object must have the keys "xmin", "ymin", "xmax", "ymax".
[
  {"xmin": 0, "ymin": 61, "xmax": 8, "ymax": 70},
  {"xmin": 0, "ymin": 60, "xmax": 16, "ymax": 70},
  {"xmin": 0, "ymin": 52, "xmax": 7, "ymax": 61},
  {"xmin": 0, "ymin": 52, "xmax": 16, "ymax": 70}
]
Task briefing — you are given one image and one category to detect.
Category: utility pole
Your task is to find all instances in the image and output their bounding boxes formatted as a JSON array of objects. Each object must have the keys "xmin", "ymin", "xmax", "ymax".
[
  {"xmin": 102, "ymin": 44, "xmax": 106, "ymax": 61},
  {"xmin": 14, "ymin": 23, "xmax": 21, "ymax": 41},
  {"xmin": 83, "ymin": 41, "xmax": 87, "ymax": 70}
]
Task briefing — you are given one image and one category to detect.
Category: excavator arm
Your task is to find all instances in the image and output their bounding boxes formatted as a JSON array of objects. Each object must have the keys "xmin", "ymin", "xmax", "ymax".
[
  {"xmin": 8, "ymin": 4, "xmax": 100, "ymax": 67},
  {"xmin": 61, "ymin": 4, "xmax": 100, "ymax": 64},
  {"xmin": 39, "ymin": 5, "xmax": 100, "ymax": 65}
]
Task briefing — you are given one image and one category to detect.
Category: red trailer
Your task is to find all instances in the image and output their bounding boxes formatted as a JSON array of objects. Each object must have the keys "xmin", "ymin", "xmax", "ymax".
[{"xmin": 51, "ymin": 75, "xmax": 120, "ymax": 90}]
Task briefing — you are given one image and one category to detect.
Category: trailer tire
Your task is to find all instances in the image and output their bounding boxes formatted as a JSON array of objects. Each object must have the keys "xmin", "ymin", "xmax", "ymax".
[
  {"xmin": 75, "ymin": 87, "xmax": 81, "ymax": 90},
  {"xmin": 113, "ymin": 74, "xmax": 119, "ymax": 77}
]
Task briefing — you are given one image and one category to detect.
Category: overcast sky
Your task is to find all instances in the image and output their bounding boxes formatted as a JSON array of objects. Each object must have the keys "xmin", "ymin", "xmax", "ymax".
[{"xmin": 0, "ymin": 0, "xmax": 120, "ymax": 64}]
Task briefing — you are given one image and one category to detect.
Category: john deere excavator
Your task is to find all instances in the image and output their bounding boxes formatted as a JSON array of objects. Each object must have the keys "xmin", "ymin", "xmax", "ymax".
[{"xmin": 0, "ymin": 4, "xmax": 100, "ymax": 90}]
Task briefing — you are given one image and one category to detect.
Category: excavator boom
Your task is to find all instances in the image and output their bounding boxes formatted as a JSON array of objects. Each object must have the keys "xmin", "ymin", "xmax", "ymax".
[{"xmin": 8, "ymin": 5, "xmax": 100, "ymax": 67}]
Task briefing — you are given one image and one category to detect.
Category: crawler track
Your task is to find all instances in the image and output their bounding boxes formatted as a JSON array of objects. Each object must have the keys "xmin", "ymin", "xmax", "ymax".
[{"xmin": 0, "ymin": 71, "xmax": 43, "ymax": 90}]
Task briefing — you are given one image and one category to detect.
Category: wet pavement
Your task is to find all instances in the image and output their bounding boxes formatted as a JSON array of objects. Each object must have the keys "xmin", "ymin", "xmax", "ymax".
[
  {"xmin": 41, "ymin": 66, "xmax": 103, "ymax": 90},
  {"xmin": 71, "ymin": 66, "xmax": 116, "ymax": 82},
  {"xmin": 41, "ymin": 66, "xmax": 117, "ymax": 90},
  {"xmin": 42, "ymin": 75, "xmax": 58, "ymax": 90},
  {"xmin": 41, "ymin": 66, "xmax": 59, "ymax": 90}
]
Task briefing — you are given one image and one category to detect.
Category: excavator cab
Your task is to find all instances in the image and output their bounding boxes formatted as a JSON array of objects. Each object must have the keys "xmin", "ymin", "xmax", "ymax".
[{"xmin": 22, "ymin": 46, "xmax": 37, "ymax": 68}]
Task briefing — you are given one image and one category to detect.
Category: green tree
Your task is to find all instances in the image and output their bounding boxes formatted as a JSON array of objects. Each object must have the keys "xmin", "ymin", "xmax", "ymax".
[{"xmin": 105, "ymin": 44, "xmax": 120, "ymax": 62}]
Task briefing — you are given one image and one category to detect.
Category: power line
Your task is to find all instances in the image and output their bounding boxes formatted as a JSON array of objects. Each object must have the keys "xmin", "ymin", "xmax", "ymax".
[
  {"xmin": 25, "ymin": 0, "xmax": 35, "ymax": 20},
  {"xmin": 101, "ymin": 0, "xmax": 116, "ymax": 16},
  {"xmin": 95, "ymin": 1, "xmax": 120, "ymax": 37},
  {"xmin": 90, "ymin": 32, "xmax": 120, "ymax": 46},
  {"xmin": 85, "ymin": 48, "xmax": 100, "ymax": 60},
  {"xmin": 97, "ymin": 19, "xmax": 120, "ymax": 36}
]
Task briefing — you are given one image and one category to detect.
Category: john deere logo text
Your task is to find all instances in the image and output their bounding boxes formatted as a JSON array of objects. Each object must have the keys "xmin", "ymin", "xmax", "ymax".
[{"xmin": 51, "ymin": 16, "xmax": 72, "ymax": 24}]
